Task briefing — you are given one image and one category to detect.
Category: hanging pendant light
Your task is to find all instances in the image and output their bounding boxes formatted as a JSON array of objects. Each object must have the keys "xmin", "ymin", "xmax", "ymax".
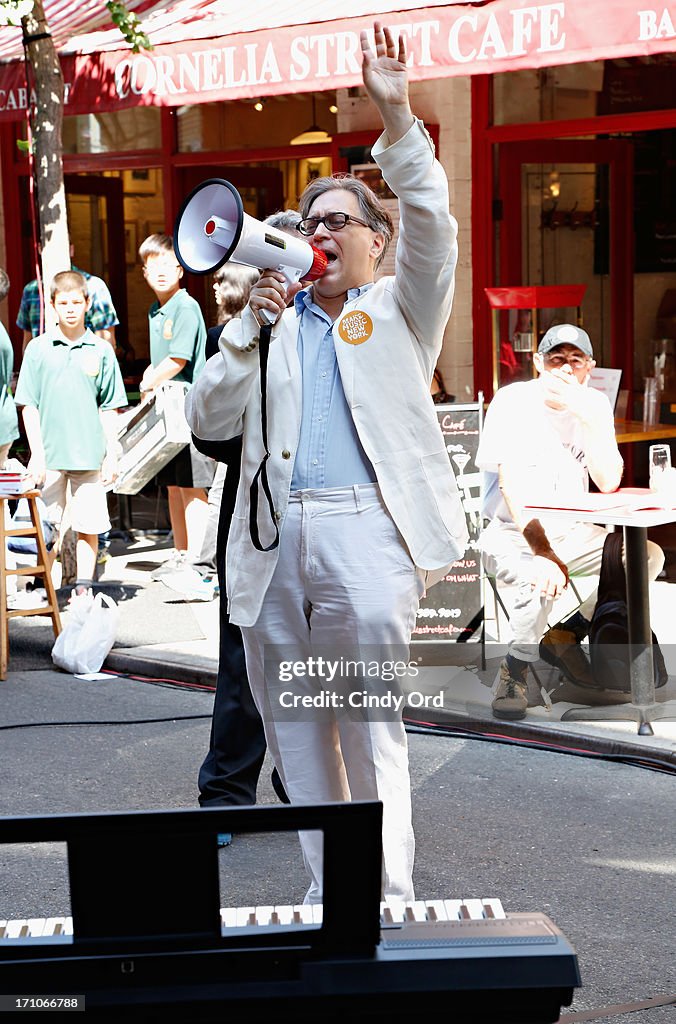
[{"xmin": 290, "ymin": 94, "xmax": 332, "ymax": 145}]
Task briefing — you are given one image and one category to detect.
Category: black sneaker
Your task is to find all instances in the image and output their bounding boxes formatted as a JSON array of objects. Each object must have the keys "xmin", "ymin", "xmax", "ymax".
[{"xmin": 271, "ymin": 767, "xmax": 289, "ymax": 804}]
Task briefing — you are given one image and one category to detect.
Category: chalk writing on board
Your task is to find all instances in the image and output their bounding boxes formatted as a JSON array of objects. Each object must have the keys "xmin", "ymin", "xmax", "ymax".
[{"xmin": 411, "ymin": 401, "xmax": 483, "ymax": 644}]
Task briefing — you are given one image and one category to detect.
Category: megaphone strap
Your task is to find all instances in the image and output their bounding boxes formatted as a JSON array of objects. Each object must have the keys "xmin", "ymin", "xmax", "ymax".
[{"xmin": 249, "ymin": 323, "xmax": 280, "ymax": 553}]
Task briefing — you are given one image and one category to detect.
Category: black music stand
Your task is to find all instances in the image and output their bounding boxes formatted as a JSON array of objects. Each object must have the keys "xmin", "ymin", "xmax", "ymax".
[{"xmin": 0, "ymin": 801, "xmax": 383, "ymax": 957}]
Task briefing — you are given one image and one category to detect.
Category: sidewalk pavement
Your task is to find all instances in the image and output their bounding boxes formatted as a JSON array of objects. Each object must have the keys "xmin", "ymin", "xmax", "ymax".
[
  {"xmin": 8, "ymin": 526, "xmax": 673, "ymax": 766},
  {"xmin": 3, "ymin": 529, "xmax": 674, "ymax": 1023},
  {"xmin": 81, "ymin": 528, "xmax": 674, "ymax": 768}
]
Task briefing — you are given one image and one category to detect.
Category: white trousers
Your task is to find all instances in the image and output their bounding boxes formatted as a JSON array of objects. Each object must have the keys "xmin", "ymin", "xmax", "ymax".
[
  {"xmin": 241, "ymin": 483, "xmax": 424, "ymax": 904},
  {"xmin": 481, "ymin": 520, "xmax": 664, "ymax": 662}
]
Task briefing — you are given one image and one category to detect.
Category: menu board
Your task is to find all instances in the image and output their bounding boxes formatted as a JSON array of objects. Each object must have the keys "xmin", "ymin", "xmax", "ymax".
[
  {"xmin": 588, "ymin": 367, "xmax": 622, "ymax": 412},
  {"xmin": 411, "ymin": 401, "xmax": 483, "ymax": 645}
]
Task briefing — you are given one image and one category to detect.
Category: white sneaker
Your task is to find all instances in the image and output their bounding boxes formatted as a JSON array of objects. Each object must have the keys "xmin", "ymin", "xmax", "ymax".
[
  {"xmin": 150, "ymin": 551, "xmax": 188, "ymax": 581},
  {"xmin": 161, "ymin": 566, "xmax": 217, "ymax": 602}
]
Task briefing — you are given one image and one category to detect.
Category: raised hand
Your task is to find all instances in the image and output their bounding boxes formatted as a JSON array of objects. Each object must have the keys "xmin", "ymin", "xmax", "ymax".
[
  {"xmin": 360, "ymin": 21, "xmax": 414, "ymax": 142},
  {"xmin": 361, "ymin": 22, "xmax": 408, "ymax": 106}
]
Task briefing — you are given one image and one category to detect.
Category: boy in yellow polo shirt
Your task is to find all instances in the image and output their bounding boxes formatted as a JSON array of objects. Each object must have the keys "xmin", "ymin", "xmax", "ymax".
[{"xmin": 14, "ymin": 270, "xmax": 128, "ymax": 592}]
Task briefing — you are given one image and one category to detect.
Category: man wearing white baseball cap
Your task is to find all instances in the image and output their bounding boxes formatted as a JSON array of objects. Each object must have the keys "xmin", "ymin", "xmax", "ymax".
[{"xmin": 476, "ymin": 323, "xmax": 664, "ymax": 720}]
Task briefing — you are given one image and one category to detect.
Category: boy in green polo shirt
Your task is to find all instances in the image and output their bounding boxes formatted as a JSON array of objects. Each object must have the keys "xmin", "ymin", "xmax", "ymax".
[
  {"xmin": 14, "ymin": 270, "xmax": 128, "ymax": 592},
  {"xmin": 138, "ymin": 234, "xmax": 210, "ymax": 574}
]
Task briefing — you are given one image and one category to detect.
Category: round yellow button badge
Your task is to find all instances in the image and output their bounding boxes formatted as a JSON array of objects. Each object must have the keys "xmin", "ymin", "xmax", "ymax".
[
  {"xmin": 337, "ymin": 310, "xmax": 373, "ymax": 346},
  {"xmin": 82, "ymin": 354, "xmax": 100, "ymax": 377}
]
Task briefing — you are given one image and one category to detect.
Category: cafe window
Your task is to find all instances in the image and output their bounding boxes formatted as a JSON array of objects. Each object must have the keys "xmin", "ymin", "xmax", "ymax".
[
  {"xmin": 493, "ymin": 54, "xmax": 676, "ymax": 126},
  {"xmin": 176, "ymin": 94, "xmax": 336, "ymax": 153},
  {"xmin": 63, "ymin": 108, "xmax": 161, "ymax": 154},
  {"xmin": 493, "ymin": 63, "xmax": 602, "ymax": 125},
  {"xmin": 491, "ymin": 54, "xmax": 676, "ymax": 126}
]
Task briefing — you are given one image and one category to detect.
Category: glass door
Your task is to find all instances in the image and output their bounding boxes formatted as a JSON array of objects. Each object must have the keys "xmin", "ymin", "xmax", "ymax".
[{"xmin": 498, "ymin": 140, "xmax": 633, "ymax": 398}]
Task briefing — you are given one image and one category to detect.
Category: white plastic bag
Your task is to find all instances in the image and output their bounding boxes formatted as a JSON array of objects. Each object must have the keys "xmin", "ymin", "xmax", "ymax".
[{"xmin": 51, "ymin": 590, "xmax": 119, "ymax": 675}]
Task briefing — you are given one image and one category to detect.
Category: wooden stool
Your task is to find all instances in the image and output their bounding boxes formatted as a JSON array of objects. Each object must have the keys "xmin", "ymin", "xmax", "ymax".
[{"xmin": 0, "ymin": 490, "xmax": 62, "ymax": 680}]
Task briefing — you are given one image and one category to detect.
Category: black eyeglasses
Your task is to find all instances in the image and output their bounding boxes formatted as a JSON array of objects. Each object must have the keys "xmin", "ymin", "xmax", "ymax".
[{"xmin": 298, "ymin": 212, "xmax": 371, "ymax": 236}]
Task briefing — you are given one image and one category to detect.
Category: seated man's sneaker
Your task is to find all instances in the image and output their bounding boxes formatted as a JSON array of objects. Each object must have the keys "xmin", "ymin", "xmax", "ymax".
[
  {"xmin": 491, "ymin": 660, "xmax": 528, "ymax": 720},
  {"xmin": 540, "ymin": 626, "xmax": 600, "ymax": 689}
]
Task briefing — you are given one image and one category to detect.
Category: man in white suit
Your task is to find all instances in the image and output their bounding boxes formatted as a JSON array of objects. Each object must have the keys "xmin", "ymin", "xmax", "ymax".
[{"xmin": 186, "ymin": 21, "xmax": 466, "ymax": 903}]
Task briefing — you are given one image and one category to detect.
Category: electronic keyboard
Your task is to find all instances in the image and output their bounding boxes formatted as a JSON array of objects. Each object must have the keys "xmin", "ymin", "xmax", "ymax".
[
  {"xmin": 113, "ymin": 381, "xmax": 190, "ymax": 495},
  {"xmin": 0, "ymin": 896, "xmax": 507, "ymax": 941},
  {"xmin": 0, "ymin": 803, "xmax": 581, "ymax": 1023}
]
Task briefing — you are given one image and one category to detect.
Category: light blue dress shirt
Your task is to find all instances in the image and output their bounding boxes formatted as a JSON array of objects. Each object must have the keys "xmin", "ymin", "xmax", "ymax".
[{"xmin": 290, "ymin": 285, "xmax": 377, "ymax": 490}]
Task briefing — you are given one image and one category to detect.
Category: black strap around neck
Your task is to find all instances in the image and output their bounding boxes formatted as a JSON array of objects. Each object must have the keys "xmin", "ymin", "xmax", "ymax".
[{"xmin": 249, "ymin": 323, "xmax": 280, "ymax": 552}]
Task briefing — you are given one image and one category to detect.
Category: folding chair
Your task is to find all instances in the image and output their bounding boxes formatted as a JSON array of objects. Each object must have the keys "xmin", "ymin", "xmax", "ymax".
[
  {"xmin": 484, "ymin": 570, "xmax": 584, "ymax": 642},
  {"xmin": 0, "ymin": 490, "xmax": 62, "ymax": 679}
]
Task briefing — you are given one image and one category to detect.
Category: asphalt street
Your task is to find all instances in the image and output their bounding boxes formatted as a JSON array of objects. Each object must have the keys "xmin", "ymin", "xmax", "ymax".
[{"xmin": 1, "ymin": 667, "xmax": 675, "ymax": 1022}]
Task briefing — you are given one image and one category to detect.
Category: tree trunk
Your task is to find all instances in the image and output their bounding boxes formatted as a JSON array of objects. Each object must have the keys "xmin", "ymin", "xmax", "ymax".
[{"xmin": 21, "ymin": 0, "xmax": 70, "ymax": 324}]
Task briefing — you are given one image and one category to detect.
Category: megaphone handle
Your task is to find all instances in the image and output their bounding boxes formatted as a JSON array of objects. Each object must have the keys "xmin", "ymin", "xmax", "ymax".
[
  {"xmin": 259, "ymin": 307, "xmax": 276, "ymax": 326},
  {"xmin": 249, "ymin": 323, "xmax": 280, "ymax": 552}
]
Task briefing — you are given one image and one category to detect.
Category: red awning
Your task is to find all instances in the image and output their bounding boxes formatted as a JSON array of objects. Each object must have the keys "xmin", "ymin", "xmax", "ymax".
[
  {"xmin": 0, "ymin": 1, "xmax": 478, "ymax": 60},
  {"xmin": 1, "ymin": 0, "xmax": 675, "ymax": 121}
]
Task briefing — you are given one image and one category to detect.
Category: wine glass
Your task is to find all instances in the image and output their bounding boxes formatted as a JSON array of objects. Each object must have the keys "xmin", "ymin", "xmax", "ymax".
[{"xmin": 451, "ymin": 451, "xmax": 471, "ymax": 479}]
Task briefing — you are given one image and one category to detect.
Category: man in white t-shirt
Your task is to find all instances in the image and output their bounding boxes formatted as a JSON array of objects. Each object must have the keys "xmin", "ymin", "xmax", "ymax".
[{"xmin": 476, "ymin": 324, "xmax": 664, "ymax": 720}]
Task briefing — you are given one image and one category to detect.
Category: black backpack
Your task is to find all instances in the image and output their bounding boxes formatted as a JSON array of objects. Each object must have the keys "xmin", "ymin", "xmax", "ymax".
[{"xmin": 588, "ymin": 532, "xmax": 668, "ymax": 692}]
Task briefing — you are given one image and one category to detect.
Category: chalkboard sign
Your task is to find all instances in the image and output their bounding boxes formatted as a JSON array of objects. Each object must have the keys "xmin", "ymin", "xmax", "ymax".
[{"xmin": 411, "ymin": 399, "xmax": 483, "ymax": 645}]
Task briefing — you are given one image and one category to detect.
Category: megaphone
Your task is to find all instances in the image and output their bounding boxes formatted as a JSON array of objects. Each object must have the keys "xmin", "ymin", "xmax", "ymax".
[{"xmin": 175, "ymin": 178, "xmax": 327, "ymax": 324}]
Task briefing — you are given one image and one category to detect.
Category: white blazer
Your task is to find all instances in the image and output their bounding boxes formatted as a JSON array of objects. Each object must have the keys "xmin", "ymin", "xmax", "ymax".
[{"xmin": 187, "ymin": 118, "xmax": 468, "ymax": 626}]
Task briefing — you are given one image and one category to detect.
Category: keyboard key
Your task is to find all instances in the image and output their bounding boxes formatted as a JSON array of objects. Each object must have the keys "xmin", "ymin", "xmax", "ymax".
[
  {"xmin": 254, "ymin": 906, "xmax": 275, "ymax": 926},
  {"xmin": 42, "ymin": 917, "xmax": 67, "ymax": 937},
  {"xmin": 235, "ymin": 906, "xmax": 256, "ymax": 927},
  {"xmin": 463, "ymin": 899, "xmax": 486, "ymax": 920},
  {"xmin": 275, "ymin": 905, "xmax": 295, "ymax": 926},
  {"xmin": 405, "ymin": 901, "xmax": 429, "ymax": 923},
  {"xmin": 381, "ymin": 900, "xmax": 407, "ymax": 923},
  {"xmin": 5, "ymin": 919, "xmax": 27, "ymax": 939},
  {"xmin": 291, "ymin": 905, "xmax": 314, "ymax": 925},
  {"xmin": 444, "ymin": 899, "xmax": 465, "ymax": 921},
  {"xmin": 482, "ymin": 898, "xmax": 506, "ymax": 920},
  {"xmin": 423, "ymin": 900, "xmax": 448, "ymax": 922}
]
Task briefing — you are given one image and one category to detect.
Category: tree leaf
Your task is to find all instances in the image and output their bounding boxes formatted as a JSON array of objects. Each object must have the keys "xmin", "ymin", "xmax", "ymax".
[
  {"xmin": 106, "ymin": 0, "xmax": 152, "ymax": 53},
  {"xmin": 0, "ymin": 0, "xmax": 34, "ymax": 27}
]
